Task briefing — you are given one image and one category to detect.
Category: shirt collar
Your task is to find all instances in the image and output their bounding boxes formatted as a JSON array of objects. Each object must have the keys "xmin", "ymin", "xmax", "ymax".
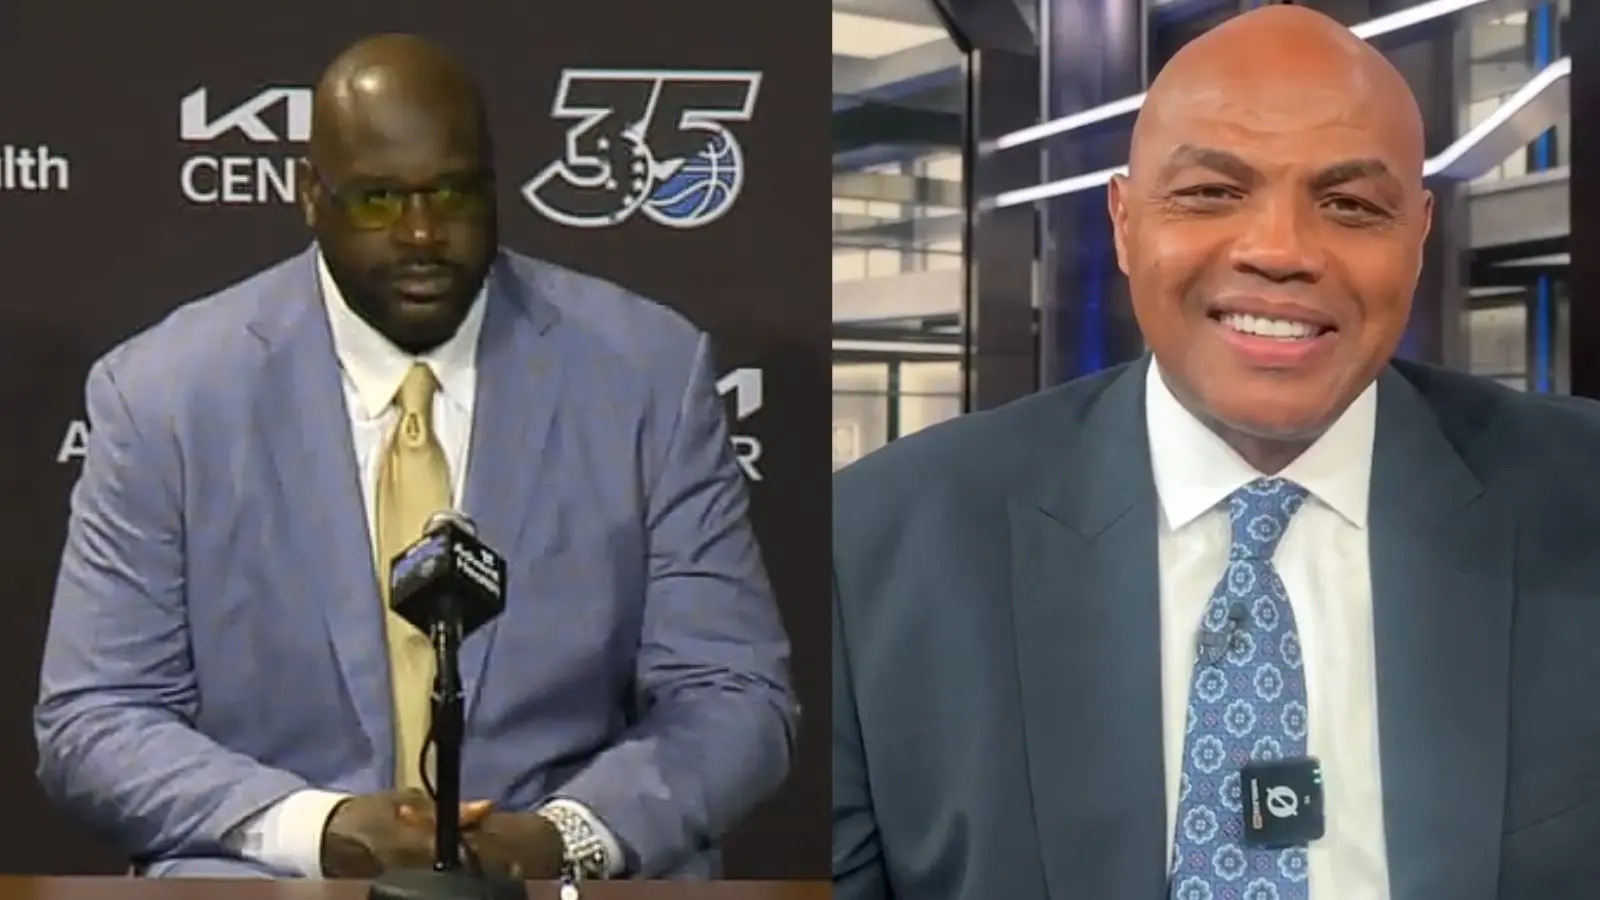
[
  {"xmin": 318, "ymin": 251, "xmax": 486, "ymax": 419},
  {"xmin": 1144, "ymin": 360, "xmax": 1376, "ymax": 531}
]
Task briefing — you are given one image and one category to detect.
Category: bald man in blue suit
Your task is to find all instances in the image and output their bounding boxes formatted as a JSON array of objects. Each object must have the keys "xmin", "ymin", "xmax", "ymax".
[{"xmin": 36, "ymin": 34, "xmax": 795, "ymax": 883}]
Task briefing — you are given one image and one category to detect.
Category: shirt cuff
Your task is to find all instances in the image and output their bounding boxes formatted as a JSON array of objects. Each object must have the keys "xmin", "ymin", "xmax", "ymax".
[
  {"xmin": 540, "ymin": 798, "xmax": 625, "ymax": 877},
  {"xmin": 222, "ymin": 788, "xmax": 351, "ymax": 878}
]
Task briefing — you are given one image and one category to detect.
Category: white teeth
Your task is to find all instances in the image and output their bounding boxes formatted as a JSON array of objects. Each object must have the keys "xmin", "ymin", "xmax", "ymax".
[{"xmin": 1219, "ymin": 313, "xmax": 1319, "ymax": 339}]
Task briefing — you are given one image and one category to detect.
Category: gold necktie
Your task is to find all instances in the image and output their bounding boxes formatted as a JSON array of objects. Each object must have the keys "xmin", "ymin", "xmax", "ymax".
[{"xmin": 375, "ymin": 363, "xmax": 452, "ymax": 790}]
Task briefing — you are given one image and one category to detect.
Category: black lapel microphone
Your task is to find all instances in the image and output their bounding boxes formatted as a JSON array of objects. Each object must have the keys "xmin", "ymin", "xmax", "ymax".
[{"xmin": 1197, "ymin": 602, "xmax": 1249, "ymax": 664}]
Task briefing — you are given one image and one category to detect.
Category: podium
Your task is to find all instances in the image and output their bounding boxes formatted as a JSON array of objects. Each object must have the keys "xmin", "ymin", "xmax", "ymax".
[{"xmin": 0, "ymin": 880, "xmax": 827, "ymax": 900}]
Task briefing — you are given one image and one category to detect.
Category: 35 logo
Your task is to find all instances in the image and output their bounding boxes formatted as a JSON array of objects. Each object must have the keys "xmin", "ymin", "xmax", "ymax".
[
  {"xmin": 523, "ymin": 69, "xmax": 761, "ymax": 230},
  {"xmin": 716, "ymin": 368, "xmax": 764, "ymax": 482}
]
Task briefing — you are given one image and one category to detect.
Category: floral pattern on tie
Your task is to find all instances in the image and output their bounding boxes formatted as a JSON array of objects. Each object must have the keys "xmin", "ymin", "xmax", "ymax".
[{"xmin": 1170, "ymin": 477, "xmax": 1312, "ymax": 900}]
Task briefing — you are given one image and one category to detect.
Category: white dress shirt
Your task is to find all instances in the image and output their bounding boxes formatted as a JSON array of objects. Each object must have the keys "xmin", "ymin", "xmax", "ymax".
[
  {"xmin": 1147, "ymin": 362, "xmax": 1391, "ymax": 899},
  {"xmin": 223, "ymin": 254, "xmax": 621, "ymax": 877}
]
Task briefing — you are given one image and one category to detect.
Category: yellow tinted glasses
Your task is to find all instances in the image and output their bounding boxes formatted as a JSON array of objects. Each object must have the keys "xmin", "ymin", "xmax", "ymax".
[{"xmin": 316, "ymin": 171, "xmax": 491, "ymax": 231}]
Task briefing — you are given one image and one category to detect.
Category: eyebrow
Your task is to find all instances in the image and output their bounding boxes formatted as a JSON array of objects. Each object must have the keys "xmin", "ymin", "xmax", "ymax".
[
  {"xmin": 1154, "ymin": 145, "xmax": 1259, "ymax": 185},
  {"xmin": 1154, "ymin": 144, "xmax": 1399, "ymax": 195},
  {"xmin": 1306, "ymin": 158, "xmax": 1396, "ymax": 194},
  {"xmin": 338, "ymin": 167, "xmax": 490, "ymax": 188}
]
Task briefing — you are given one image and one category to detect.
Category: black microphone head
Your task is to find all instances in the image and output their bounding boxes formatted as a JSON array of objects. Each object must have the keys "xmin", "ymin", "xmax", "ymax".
[
  {"xmin": 388, "ymin": 513, "xmax": 507, "ymax": 638},
  {"xmin": 1226, "ymin": 602, "xmax": 1248, "ymax": 623}
]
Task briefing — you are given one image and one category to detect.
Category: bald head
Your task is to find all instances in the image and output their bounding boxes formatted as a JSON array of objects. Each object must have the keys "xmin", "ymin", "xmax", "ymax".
[
  {"xmin": 1132, "ymin": 5, "xmax": 1424, "ymax": 186},
  {"xmin": 299, "ymin": 33, "xmax": 498, "ymax": 357},
  {"xmin": 1106, "ymin": 4, "xmax": 1433, "ymax": 472},
  {"xmin": 309, "ymin": 33, "xmax": 489, "ymax": 174}
]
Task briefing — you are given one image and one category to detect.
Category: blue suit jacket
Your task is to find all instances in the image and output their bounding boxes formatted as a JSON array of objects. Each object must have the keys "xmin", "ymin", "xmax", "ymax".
[
  {"xmin": 833, "ymin": 357, "xmax": 1600, "ymax": 900},
  {"xmin": 35, "ymin": 246, "xmax": 798, "ymax": 878}
]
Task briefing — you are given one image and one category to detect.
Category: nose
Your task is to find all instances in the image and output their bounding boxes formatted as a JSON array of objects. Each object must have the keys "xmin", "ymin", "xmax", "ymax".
[
  {"xmin": 1228, "ymin": 195, "xmax": 1325, "ymax": 283},
  {"xmin": 392, "ymin": 194, "xmax": 443, "ymax": 248}
]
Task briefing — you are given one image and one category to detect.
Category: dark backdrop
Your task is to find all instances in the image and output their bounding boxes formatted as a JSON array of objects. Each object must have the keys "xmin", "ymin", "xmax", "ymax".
[{"xmin": 0, "ymin": 0, "xmax": 828, "ymax": 878}]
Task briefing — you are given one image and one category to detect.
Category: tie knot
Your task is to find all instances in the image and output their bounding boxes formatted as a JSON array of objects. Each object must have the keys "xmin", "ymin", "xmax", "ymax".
[
  {"xmin": 1226, "ymin": 477, "xmax": 1309, "ymax": 560},
  {"xmin": 395, "ymin": 363, "xmax": 438, "ymax": 415}
]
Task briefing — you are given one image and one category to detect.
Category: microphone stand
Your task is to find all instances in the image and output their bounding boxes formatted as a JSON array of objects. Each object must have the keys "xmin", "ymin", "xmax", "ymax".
[{"xmin": 369, "ymin": 606, "xmax": 524, "ymax": 900}]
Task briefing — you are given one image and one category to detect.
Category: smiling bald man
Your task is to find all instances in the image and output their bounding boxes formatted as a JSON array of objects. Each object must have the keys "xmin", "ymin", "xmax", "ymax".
[{"xmin": 833, "ymin": 6, "xmax": 1600, "ymax": 899}]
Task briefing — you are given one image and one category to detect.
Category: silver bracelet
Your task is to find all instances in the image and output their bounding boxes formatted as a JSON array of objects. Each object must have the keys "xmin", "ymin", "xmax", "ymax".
[{"xmin": 536, "ymin": 805, "xmax": 609, "ymax": 881}]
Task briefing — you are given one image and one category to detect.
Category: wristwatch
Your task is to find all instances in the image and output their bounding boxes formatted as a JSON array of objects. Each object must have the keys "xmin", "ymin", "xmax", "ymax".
[{"xmin": 536, "ymin": 804, "xmax": 610, "ymax": 880}]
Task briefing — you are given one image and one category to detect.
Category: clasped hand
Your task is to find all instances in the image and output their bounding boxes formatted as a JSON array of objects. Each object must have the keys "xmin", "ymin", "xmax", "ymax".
[{"xmin": 320, "ymin": 789, "xmax": 566, "ymax": 880}]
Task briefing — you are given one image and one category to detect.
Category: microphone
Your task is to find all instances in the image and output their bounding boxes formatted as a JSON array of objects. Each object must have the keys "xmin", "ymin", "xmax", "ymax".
[
  {"xmin": 1197, "ymin": 602, "xmax": 1249, "ymax": 664},
  {"xmin": 370, "ymin": 510, "xmax": 522, "ymax": 900},
  {"xmin": 388, "ymin": 510, "xmax": 507, "ymax": 641}
]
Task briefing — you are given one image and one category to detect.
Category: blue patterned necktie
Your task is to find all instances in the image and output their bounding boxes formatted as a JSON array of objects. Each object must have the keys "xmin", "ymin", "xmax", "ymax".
[{"xmin": 1170, "ymin": 477, "xmax": 1312, "ymax": 900}]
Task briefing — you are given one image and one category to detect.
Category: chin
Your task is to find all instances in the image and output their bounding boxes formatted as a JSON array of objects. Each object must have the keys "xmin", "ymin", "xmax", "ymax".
[
  {"xmin": 386, "ymin": 311, "xmax": 467, "ymax": 353},
  {"xmin": 1213, "ymin": 402, "xmax": 1336, "ymax": 443}
]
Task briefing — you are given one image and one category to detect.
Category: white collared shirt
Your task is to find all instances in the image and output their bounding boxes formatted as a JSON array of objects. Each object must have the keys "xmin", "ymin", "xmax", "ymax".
[
  {"xmin": 320, "ymin": 252, "xmax": 482, "ymax": 517},
  {"xmin": 225, "ymin": 253, "xmax": 619, "ymax": 877},
  {"xmin": 1147, "ymin": 362, "xmax": 1390, "ymax": 899}
]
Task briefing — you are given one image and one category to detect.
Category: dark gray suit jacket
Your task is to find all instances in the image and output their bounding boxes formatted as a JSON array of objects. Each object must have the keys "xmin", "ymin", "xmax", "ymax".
[{"xmin": 832, "ymin": 357, "xmax": 1600, "ymax": 900}]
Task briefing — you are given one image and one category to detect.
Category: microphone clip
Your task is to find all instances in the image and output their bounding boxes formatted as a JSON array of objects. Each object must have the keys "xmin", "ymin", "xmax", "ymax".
[{"xmin": 1196, "ymin": 602, "xmax": 1249, "ymax": 665}]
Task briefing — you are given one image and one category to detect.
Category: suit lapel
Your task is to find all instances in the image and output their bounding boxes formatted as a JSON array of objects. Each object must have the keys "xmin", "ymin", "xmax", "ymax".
[
  {"xmin": 249, "ymin": 247, "xmax": 393, "ymax": 759},
  {"xmin": 1008, "ymin": 360, "xmax": 1169, "ymax": 899},
  {"xmin": 457, "ymin": 258, "xmax": 564, "ymax": 722},
  {"xmin": 1369, "ymin": 369, "xmax": 1512, "ymax": 898}
]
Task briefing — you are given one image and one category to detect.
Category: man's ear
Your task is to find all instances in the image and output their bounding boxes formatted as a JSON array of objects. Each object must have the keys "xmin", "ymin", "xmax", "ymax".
[
  {"xmin": 297, "ymin": 158, "xmax": 319, "ymax": 229},
  {"xmin": 1107, "ymin": 173, "xmax": 1133, "ymax": 276}
]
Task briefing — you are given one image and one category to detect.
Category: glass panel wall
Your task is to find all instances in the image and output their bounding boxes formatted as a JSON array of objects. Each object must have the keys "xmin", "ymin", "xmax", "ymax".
[
  {"xmin": 1463, "ymin": 2, "xmax": 1571, "ymax": 393},
  {"xmin": 831, "ymin": 0, "xmax": 966, "ymax": 468}
]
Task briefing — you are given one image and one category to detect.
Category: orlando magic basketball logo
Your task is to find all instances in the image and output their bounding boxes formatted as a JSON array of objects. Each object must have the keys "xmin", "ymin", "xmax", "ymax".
[{"xmin": 522, "ymin": 68, "xmax": 761, "ymax": 230}]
